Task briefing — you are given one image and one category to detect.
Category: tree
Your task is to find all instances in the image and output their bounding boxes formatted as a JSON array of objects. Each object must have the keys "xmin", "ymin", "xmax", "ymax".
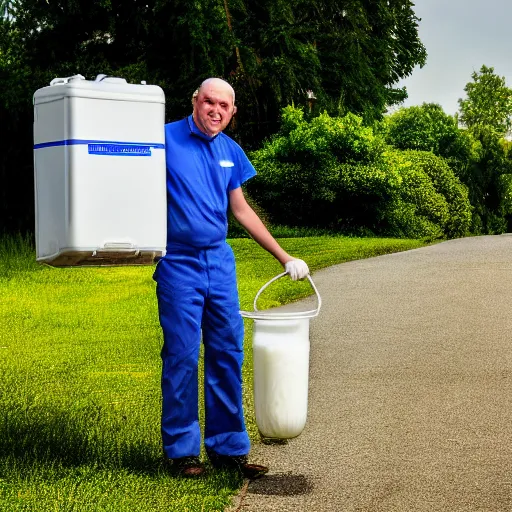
[
  {"xmin": 226, "ymin": 0, "xmax": 427, "ymax": 139},
  {"xmin": 458, "ymin": 65, "xmax": 512, "ymax": 136},
  {"xmin": 383, "ymin": 103, "xmax": 480, "ymax": 177},
  {"xmin": 310, "ymin": 0, "xmax": 427, "ymax": 120},
  {"xmin": 0, "ymin": 0, "xmax": 236, "ymax": 232},
  {"xmin": 248, "ymin": 106, "xmax": 471, "ymax": 239},
  {"xmin": 467, "ymin": 125, "xmax": 512, "ymax": 234},
  {"xmin": 1, "ymin": 0, "xmax": 428, "ymax": 133},
  {"xmin": 382, "ymin": 102, "xmax": 512, "ymax": 233},
  {"xmin": 455, "ymin": 66, "xmax": 512, "ymax": 233},
  {"xmin": 1, "ymin": 0, "xmax": 428, "ymax": 233}
]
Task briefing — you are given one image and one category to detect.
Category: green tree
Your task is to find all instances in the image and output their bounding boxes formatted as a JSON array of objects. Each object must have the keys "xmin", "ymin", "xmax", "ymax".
[
  {"xmin": 0, "ymin": 0, "xmax": 235, "ymax": 231},
  {"xmin": 2, "ymin": 0, "xmax": 427, "ymax": 137},
  {"xmin": 228, "ymin": 0, "xmax": 427, "ymax": 140},
  {"xmin": 455, "ymin": 66, "xmax": 512, "ymax": 233},
  {"xmin": 383, "ymin": 103, "xmax": 480, "ymax": 179},
  {"xmin": 310, "ymin": 0, "xmax": 427, "ymax": 120},
  {"xmin": 468, "ymin": 125, "xmax": 512, "ymax": 234},
  {"xmin": 458, "ymin": 65, "xmax": 512, "ymax": 136},
  {"xmin": 249, "ymin": 106, "xmax": 471, "ymax": 239},
  {"xmin": 1, "ymin": 0, "xmax": 427, "ymax": 233}
]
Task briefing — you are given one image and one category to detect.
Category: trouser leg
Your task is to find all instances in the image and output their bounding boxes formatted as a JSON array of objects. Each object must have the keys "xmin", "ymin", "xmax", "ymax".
[
  {"xmin": 202, "ymin": 244, "xmax": 250, "ymax": 456},
  {"xmin": 154, "ymin": 253, "xmax": 205, "ymax": 459}
]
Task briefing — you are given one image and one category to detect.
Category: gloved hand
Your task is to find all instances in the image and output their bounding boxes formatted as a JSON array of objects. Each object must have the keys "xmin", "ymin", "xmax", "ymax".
[{"xmin": 284, "ymin": 259, "xmax": 309, "ymax": 281}]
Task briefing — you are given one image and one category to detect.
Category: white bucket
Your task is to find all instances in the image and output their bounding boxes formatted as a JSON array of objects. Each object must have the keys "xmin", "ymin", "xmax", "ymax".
[{"xmin": 240, "ymin": 273, "xmax": 321, "ymax": 439}]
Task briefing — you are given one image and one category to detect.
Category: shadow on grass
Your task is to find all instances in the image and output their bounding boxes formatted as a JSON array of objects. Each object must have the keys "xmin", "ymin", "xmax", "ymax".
[{"xmin": 0, "ymin": 405, "xmax": 164, "ymax": 475}]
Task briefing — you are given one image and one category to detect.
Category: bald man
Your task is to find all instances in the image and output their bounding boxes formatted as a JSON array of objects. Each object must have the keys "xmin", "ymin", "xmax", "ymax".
[{"xmin": 153, "ymin": 78, "xmax": 309, "ymax": 478}]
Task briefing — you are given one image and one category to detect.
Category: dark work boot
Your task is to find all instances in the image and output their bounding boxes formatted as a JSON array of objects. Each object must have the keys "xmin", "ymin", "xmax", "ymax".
[
  {"xmin": 168, "ymin": 456, "xmax": 205, "ymax": 478},
  {"xmin": 207, "ymin": 451, "xmax": 268, "ymax": 479}
]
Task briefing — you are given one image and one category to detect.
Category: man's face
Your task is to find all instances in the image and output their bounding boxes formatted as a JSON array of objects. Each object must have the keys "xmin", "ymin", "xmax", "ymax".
[{"xmin": 193, "ymin": 82, "xmax": 236, "ymax": 137}]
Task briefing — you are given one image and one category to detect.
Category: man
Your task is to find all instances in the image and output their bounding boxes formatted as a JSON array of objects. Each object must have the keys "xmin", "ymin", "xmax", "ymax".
[{"xmin": 153, "ymin": 77, "xmax": 309, "ymax": 478}]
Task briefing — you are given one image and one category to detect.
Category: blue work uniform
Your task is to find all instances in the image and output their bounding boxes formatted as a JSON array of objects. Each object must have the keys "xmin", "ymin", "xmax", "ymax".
[{"xmin": 153, "ymin": 115, "xmax": 256, "ymax": 459}]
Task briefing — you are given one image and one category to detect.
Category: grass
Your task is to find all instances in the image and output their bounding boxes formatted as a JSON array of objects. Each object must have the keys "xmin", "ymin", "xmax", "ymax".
[{"xmin": 0, "ymin": 233, "xmax": 427, "ymax": 511}]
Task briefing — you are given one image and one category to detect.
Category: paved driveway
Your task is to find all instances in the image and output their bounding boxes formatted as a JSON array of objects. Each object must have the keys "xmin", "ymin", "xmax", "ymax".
[{"xmin": 231, "ymin": 235, "xmax": 512, "ymax": 512}]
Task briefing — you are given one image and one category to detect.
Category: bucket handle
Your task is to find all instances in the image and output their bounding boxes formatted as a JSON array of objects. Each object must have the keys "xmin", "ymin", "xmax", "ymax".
[{"xmin": 251, "ymin": 272, "xmax": 322, "ymax": 317}]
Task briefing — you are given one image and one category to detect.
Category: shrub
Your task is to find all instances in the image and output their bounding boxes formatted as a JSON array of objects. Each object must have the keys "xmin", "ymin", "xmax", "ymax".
[
  {"xmin": 383, "ymin": 103, "xmax": 481, "ymax": 179},
  {"xmin": 248, "ymin": 107, "xmax": 472, "ymax": 239},
  {"xmin": 383, "ymin": 104, "xmax": 512, "ymax": 234},
  {"xmin": 249, "ymin": 107, "xmax": 400, "ymax": 232},
  {"xmin": 379, "ymin": 151, "xmax": 472, "ymax": 239},
  {"xmin": 383, "ymin": 198, "xmax": 446, "ymax": 240},
  {"xmin": 402, "ymin": 151, "xmax": 472, "ymax": 238}
]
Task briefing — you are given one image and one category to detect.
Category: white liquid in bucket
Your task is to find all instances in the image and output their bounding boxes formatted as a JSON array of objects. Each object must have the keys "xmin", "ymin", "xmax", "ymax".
[{"xmin": 252, "ymin": 318, "xmax": 310, "ymax": 439}]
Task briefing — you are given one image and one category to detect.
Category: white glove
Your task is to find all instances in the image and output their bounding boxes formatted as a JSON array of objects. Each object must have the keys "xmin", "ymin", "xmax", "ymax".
[{"xmin": 284, "ymin": 259, "xmax": 309, "ymax": 281}]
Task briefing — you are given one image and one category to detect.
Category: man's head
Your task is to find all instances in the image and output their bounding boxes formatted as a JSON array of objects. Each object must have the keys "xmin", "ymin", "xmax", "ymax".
[{"xmin": 192, "ymin": 78, "xmax": 237, "ymax": 137}]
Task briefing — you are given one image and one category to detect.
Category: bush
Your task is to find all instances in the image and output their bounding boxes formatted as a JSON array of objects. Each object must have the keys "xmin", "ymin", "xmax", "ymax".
[
  {"xmin": 248, "ymin": 107, "xmax": 473, "ymax": 239},
  {"xmin": 382, "ymin": 104, "xmax": 512, "ymax": 234},
  {"xmin": 380, "ymin": 151, "xmax": 447, "ymax": 240},
  {"xmin": 403, "ymin": 151, "xmax": 472, "ymax": 238},
  {"xmin": 383, "ymin": 103, "xmax": 481, "ymax": 179},
  {"xmin": 383, "ymin": 199, "xmax": 445, "ymax": 240},
  {"xmin": 498, "ymin": 173, "xmax": 512, "ymax": 217},
  {"xmin": 248, "ymin": 107, "xmax": 400, "ymax": 232},
  {"xmin": 381, "ymin": 150, "xmax": 472, "ymax": 239}
]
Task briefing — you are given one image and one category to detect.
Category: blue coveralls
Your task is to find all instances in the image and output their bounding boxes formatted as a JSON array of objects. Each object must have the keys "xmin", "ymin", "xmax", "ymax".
[{"xmin": 153, "ymin": 115, "xmax": 256, "ymax": 459}]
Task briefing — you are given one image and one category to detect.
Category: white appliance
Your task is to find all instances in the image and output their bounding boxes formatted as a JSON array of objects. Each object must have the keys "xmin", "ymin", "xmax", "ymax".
[{"xmin": 33, "ymin": 74, "xmax": 166, "ymax": 266}]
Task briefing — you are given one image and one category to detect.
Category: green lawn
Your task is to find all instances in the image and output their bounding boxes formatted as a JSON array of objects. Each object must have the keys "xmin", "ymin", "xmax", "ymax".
[{"xmin": 0, "ymin": 235, "xmax": 427, "ymax": 511}]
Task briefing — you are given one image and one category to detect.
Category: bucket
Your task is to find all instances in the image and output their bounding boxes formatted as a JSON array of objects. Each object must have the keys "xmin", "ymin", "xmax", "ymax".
[{"xmin": 240, "ymin": 273, "xmax": 321, "ymax": 439}]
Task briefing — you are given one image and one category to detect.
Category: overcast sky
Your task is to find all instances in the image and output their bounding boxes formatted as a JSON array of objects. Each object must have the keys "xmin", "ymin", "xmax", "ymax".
[{"xmin": 397, "ymin": 0, "xmax": 512, "ymax": 115}]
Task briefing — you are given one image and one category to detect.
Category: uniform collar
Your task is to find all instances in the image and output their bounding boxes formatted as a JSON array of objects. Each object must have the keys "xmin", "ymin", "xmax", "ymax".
[{"xmin": 187, "ymin": 115, "xmax": 219, "ymax": 142}]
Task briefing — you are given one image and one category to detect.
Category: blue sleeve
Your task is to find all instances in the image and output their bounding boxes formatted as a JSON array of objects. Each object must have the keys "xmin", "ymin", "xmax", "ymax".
[{"xmin": 228, "ymin": 143, "xmax": 257, "ymax": 191}]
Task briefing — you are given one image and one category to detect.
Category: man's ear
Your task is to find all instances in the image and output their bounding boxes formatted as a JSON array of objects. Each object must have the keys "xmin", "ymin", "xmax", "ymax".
[
  {"xmin": 232, "ymin": 105, "xmax": 238, "ymax": 115},
  {"xmin": 191, "ymin": 88, "xmax": 199, "ymax": 107}
]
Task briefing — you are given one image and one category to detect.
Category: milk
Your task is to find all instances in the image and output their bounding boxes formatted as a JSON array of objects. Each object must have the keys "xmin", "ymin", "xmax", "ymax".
[{"xmin": 252, "ymin": 318, "xmax": 310, "ymax": 439}]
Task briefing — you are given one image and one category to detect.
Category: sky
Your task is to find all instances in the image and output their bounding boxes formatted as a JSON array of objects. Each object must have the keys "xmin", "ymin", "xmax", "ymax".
[{"xmin": 397, "ymin": 0, "xmax": 512, "ymax": 115}]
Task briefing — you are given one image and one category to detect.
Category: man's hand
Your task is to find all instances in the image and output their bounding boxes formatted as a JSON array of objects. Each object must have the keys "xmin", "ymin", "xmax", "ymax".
[{"xmin": 284, "ymin": 259, "xmax": 309, "ymax": 281}]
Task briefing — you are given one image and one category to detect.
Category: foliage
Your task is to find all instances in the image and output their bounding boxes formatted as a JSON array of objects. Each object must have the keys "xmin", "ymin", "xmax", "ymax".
[
  {"xmin": 468, "ymin": 125, "xmax": 512, "ymax": 233},
  {"xmin": 457, "ymin": 66, "xmax": 512, "ymax": 233},
  {"xmin": 1, "ymin": 0, "xmax": 427, "ymax": 132},
  {"xmin": 383, "ymin": 103, "xmax": 481, "ymax": 179},
  {"xmin": 380, "ymin": 150, "xmax": 446, "ymax": 240},
  {"xmin": 381, "ymin": 102, "xmax": 512, "ymax": 234},
  {"xmin": 248, "ymin": 106, "xmax": 399, "ymax": 232},
  {"xmin": 0, "ymin": 0, "xmax": 427, "ymax": 234},
  {"xmin": 228, "ymin": 0, "xmax": 427, "ymax": 133},
  {"xmin": 249, "ymin": 106, "xmax": 470, "ymax": 240},
  {"xmin": 498, "ymin": 173, "xmax": 512, "ymax": 217},
  {"xmin": 383, "ymin": 150, "xmax": 472, "ymax": 239},
  {"xmin": 458, "ymin": 65, "xmax": 512, "ymax": 136}
]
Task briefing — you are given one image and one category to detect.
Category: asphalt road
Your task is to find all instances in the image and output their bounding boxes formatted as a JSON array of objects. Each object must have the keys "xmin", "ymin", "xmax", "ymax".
[{"xmin": 228, "ymin": 235, "xmax": 512, "ymax": 512}]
